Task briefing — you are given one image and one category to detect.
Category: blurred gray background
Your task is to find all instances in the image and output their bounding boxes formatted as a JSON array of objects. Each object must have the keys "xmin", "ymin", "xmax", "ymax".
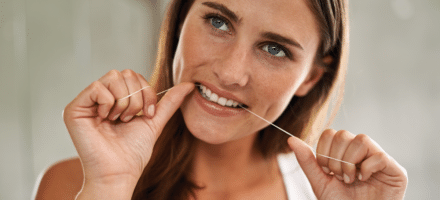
[{"xmin": 0, "ymin": 0, "xmax": 439, "ymax": 199}]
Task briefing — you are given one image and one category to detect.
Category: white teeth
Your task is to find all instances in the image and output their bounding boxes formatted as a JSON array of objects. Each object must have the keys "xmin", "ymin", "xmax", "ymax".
[
  {"xmin": 217, "ymin": 97, "xmax": 227, "ymax": 106},
  {"xmin": 232, "ymin": 101, "xmax": 238, "ymax": 107},
  {"xmin": 206, "ymin": 88, "xmax": 211, "ymax": 97},
  {"xmin": 226, "ymin": 99, "xmax": 233, "ymax": 107},
  {"xmin": 210, "ymin": 93, "xmax": 218, "ymax": 102},
  {"xmin": 198, "ymin": 85, "xmax": 243, "ymax": 108}
]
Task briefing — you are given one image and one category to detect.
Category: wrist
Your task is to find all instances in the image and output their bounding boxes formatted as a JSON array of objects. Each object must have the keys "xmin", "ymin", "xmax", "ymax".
[{"xmin": 76, "ymin": 176, "xmax": 139, "ymax": 200}]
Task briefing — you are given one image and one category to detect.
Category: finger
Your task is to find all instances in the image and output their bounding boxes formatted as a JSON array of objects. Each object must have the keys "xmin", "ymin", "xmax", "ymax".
[
  {"xmin": 98, "ymin": 70, "xmax": 129, "ymax": 121},
  {"xmin": 358, "ymin": 152, "xmax": 390, "ymax": 181},
  {"xmin": 136, "ymin": 73, "xmax": 157, "ymax": 118},
  {"xmin": 64, "ymin": 81, "xmax": 115, "ymax": 122},
  {"xmin": 150, "ymin": 82, "xmax": 195, "ymax": 138},
  {"xmin": 358, "ymin": 146, "xmax": 406, "ymax": 184},
  {"xmin": 316, "ymin": 129, "xmax": 336, "ymax": 174},
  {"xmin": 328, "ymin": 130, "xmax": 355, "ymax": 181},
  {"xmin": 288, "ymin": 136, "xmax": 331, "ymax": 197},
  {"xmin": 364, "ymin": 155, "xmax": 408, "ymax": 188},
  {"xmin": 340, "ymin": 134, "xmax": 371, "ymax": 183},
  {"xmin": 118, "ymin": 69, "xmax": 144, "ymax": 122}
]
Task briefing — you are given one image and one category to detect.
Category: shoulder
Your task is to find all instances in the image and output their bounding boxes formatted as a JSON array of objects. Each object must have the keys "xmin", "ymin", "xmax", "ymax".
[
  {"xmin": 277, "ymin": 152, "xmax": 317, "ymax": 200},
  {"xmin": 33, "ymin": 156, "xmax": 84, "ymax": 200}
]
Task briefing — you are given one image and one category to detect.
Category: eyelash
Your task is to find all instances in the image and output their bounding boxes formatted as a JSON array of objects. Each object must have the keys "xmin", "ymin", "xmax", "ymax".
[
  {"xmin": 201, "ymin": 12, "xmax": 293, "ymax": 60},
  {"xmin": 202, "ymin": 12, "xmax": 233, "ymax": 34}
]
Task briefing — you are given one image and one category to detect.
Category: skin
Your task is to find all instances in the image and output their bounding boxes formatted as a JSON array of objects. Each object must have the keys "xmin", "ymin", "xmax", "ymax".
[
  {"xmin": 174, "ymin": 0, "xmax": 324, "ymax": 145},
  {"xmin": 173, "ymin": 0, "xmax": 408, "ymax": 199},
  {"xmin": 63, "ymin": 0, "xmax": 408, "ymax": 199},
  {"xmin": 173, "ymin": 0, "xmax": 324, "ymax": 197}
]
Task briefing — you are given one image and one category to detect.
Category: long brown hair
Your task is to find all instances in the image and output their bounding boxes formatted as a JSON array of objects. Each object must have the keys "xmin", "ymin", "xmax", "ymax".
[{"xmin": 132, "ymin": 0, "xmax": 348, "ymax": 199}]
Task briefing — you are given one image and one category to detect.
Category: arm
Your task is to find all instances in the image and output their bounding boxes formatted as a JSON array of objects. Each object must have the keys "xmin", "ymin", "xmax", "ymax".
[{"xmin": 75, "ymin": 177, "xmax": 139, "ymax": 200}]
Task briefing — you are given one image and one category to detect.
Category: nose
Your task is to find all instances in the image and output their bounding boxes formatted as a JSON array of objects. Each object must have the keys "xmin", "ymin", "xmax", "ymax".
[{"xmin": 212, "ymin": 42, "xmax": 250, "ymax": 87}]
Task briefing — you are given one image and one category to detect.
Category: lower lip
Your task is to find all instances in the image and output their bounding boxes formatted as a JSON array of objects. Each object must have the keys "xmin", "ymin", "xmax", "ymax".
[{"xmin": 194, "ymin": 88, "xmax": 246, "ymax": 117}]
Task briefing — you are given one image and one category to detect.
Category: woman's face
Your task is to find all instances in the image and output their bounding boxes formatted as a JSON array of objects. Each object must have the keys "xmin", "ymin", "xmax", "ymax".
[{"xmin": 173, "ymin": 0, "xmax": 324, "ymax": 144}]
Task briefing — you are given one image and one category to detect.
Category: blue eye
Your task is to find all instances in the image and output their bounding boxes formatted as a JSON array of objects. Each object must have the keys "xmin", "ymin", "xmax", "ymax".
[
  {"xmin": 262, "ymin": 44, "xmax": 286, "ymax": 57},
  {"xmin": 210, "ymin": 17, "xmax": 230, "ymax": 31}
]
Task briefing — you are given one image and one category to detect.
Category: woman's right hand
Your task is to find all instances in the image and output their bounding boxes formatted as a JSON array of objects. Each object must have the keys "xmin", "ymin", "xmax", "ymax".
[{"xmin": 63, "ymin": 69, "xmax": 194, "ymax": 186}]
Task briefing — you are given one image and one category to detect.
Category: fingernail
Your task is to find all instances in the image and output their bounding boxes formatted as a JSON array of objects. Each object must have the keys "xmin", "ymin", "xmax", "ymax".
[
  {"xmin": 123, "ymin": 115, "xmax": 132, "ymax": 122},
  {"xmin": 148, "ymin": 105, "xmax": 155, "ymax": 117},
  {"xmin": 113, "ymin": 113, "xmax": 121, "ymax": 121},
  {"xmin": 322, "ymin": 167, "xmax": 330, "ymax": 174},
  {"xmin": 343, "ymin": 173, "xmax": 350, "ymax": 184},
  {"xmin": 335, "ymin": 174, "xmax": 343, "ymax": 181},
  {"xmin": 358, "ymin": 174, "xmax": 362, "ymax": 181}
]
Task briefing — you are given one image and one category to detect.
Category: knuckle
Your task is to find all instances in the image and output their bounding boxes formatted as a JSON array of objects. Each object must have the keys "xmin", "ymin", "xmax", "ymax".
[
  {"xmin": 377, "ymin": 152, "xmax": 389, "ymax": 161},
  {"xmin": 353, "ymin": 134, "xmax": 369, "ymax": 147},
  {"xmin": 108, "ymin": 69, "xmax": 121, "ymax": 80},
  {"xmin": 371, "ymin": 152, "xmax": 390, "ymax": 169},
  {"xmin": 334, "ymin": 130, "xmax": 353, "ymax": 142},
  {"xmin": 321, "ymin": 129, "xmax": 336, "ymax": 139},
  {"xmin": 334, "ymin": 130, "xmax": 349, "ymax": 142},
  {"xmin": 90, "ymin": 81, "xmax": 102, "ymax": 91},
  {"xmin": 121, "ymin": 69, "xmax": 137, "ymax": 78},
  {"xmin": 136, "ymin": 72, "xmax": 145, "ymax": 80},
  {"xmin": 356, "ymin": 134, "xmax": 370, "ymax": 143}
]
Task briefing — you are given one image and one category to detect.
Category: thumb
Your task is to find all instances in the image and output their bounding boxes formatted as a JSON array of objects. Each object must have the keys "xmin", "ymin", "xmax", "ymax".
[
  {"xmin": 150, "ymin": 82, "xmax": 194, "ymax": 135},
  {"xmin": 288, "ymin": 136, "xmax": 331, "ymax": 195}
]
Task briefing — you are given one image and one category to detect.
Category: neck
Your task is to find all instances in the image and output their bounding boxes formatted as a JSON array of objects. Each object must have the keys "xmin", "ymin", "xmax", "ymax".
[{"xmin": 191, "ymin": 133, "xmax": 280, "ymax": 192}]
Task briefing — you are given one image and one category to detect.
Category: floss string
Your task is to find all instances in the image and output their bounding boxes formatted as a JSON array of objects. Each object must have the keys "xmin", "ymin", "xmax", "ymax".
[
  {"xmin": 238, "ymin": 105, "xmax": 355, "ymax": 166},
  {"xmin": 117, "ymin": 84, "xmax": 355, "ymax": 166}
]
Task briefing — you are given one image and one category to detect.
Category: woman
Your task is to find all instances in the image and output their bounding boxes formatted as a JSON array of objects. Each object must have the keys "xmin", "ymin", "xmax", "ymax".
[{"xmin": 62, "ymin": 0, "xmax": 408, "ymax": 199}]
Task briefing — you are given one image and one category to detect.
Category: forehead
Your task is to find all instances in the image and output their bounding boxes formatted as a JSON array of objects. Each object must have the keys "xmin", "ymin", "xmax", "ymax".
[{"xmin": 191, "ymin": 0, "xmax": 321, "ymax": 52}]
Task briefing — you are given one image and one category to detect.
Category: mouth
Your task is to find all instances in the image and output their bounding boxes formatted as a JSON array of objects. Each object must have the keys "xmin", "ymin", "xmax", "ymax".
[{"xmin": 196, "ymin": 83, "xmax": 248, "ymax": 109}]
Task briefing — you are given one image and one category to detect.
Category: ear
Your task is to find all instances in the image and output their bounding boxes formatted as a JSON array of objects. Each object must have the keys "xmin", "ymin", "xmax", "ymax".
[{"xmin": 294, "ymin": 56, "xmax": 332, "ymax": 97}]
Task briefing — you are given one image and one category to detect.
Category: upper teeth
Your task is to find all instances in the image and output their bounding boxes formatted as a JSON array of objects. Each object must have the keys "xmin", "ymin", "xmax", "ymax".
[{"xmin": 198, "ymin": 85, "xmax": 242, "ymax": 108}]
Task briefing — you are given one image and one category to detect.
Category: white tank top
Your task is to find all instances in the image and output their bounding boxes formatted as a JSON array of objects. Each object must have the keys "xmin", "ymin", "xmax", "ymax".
[{"xmin": 277, "ymin": 152, "xmax": 317, "ymax": 200}]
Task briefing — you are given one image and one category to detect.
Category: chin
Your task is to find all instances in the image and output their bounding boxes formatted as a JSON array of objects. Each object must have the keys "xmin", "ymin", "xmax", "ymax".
[
  {"xmin": 182, "ymin": 113, "xmax": 235, "ymax": 145},
  {"xmin": 178, "ymin": 87, "xmax": 255, "ymax": 145}
]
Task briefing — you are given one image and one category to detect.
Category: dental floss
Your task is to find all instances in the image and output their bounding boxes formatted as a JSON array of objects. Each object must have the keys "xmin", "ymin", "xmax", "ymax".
[
  {"xmin": 117, "ymin": 84, "xmax": 199, "ymax": 101},
  {"xmin": 238, "ymin": 104, "xmax": 355, "ymax": 166},
  {"xmin": 117, "ymin": 86, "xmax": 151, "ymax": 101},
  {"xmin": 116, "ymin": 84, "xmax": 355, "ymax": 166}
]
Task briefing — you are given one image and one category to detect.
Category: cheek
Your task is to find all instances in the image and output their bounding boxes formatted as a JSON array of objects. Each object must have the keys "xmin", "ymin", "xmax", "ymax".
[
  {"xmin": 172, "ymin": 22, "xmax": 219, "ymax": 83},
  {"xmin": 252, "ymin": 69, "xmax": 306, "ymax": 120},
  {"xmin": 257, "ymin": 70, "xmax": 302, "ymax": 98}
]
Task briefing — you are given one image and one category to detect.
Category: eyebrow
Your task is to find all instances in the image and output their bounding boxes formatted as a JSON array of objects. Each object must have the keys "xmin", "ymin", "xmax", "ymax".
[
  {"xmin": 202, "ymin": 1, "xmax": 303, "ymax": 51},
  {"xmin": 261, "ymin": 32, "xmax": 304, "ymax": 50},
  {"xmin": 202, "ymin": 1, "xmax": 241, "ymax": 24}
]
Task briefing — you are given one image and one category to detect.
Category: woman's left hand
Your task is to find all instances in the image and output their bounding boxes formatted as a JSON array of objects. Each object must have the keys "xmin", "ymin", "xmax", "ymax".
[{"xmin": 288, "ymin": 129, "xmax": 408, "ymax": 200}]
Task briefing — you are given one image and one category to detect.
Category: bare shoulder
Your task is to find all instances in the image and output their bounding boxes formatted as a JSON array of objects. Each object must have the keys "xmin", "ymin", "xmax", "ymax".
[{"xmin": 33, "ymin": 156, "xmax": 84, "ymax": 200}]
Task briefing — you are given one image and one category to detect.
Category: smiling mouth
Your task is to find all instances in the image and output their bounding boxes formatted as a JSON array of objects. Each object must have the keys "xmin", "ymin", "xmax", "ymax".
[{"xmin": 196, "ymin": 84, "xmax": 248, "ymax": 108}]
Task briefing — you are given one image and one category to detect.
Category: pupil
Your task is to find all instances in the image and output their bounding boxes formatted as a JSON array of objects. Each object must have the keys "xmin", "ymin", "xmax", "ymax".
[
  {"xmin": 212, "ymin": 18, "xmax": 224, "ymax": 28},
  {"xmin": 268, "ymin": 45, "xmax": 280, "ymax": 55}
]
